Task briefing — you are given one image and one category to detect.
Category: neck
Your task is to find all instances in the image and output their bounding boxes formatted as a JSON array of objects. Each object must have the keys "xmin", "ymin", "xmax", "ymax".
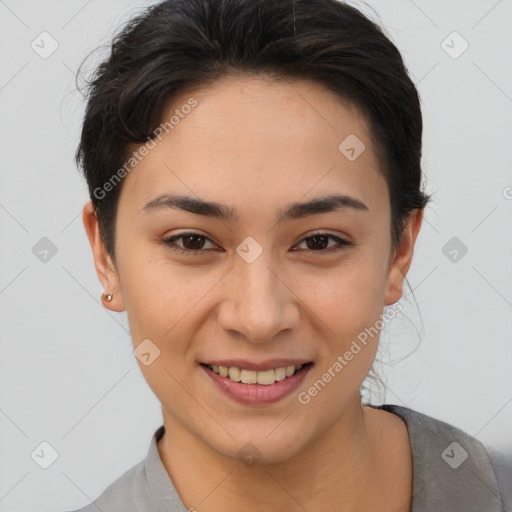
[{"xmin": 157, "ymin": 396, "xmax": 411, "ymax": 511}]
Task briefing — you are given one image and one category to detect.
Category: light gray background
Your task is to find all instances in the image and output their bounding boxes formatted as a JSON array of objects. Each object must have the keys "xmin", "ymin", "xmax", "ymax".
[{"xmin": 0, "ymin": 1, "xmax": 511, "ymax": 511}]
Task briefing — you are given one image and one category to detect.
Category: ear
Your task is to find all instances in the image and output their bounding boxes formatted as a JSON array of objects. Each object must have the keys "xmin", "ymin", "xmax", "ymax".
[
  {"xmin": 384, "ymin": 208, "xmax": 424, "ymax": 306},
  {"xmin": 82, "ymin": 200, "xmax": 125, "ymax": 312}
]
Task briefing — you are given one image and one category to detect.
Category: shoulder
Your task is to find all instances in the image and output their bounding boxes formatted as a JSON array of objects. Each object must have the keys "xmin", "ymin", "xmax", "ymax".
[
  {"xmin": 63, "ymin": 459, "xmax": 150, "ymax": 512},
  {"xmin": 61, "ymin": 425, "xmax": 183, "ymax": 512},
  {"xmin": 378, "ymin": 404, "xmax": 508, "ymax": 512}
]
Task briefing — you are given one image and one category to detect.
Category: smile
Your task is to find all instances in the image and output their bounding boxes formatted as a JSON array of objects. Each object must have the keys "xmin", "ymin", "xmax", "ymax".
[
  {"xmin": 205, "ymin": 362, "xmax": 313, "ymax": 385},
  {"xmin": 200, "ymin": 362, "xmax": 314, "ymax": 405}
]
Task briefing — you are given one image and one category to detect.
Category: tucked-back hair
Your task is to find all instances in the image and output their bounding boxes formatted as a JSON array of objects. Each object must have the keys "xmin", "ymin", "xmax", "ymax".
[{"xmin": 76, "ymin": 0, "xmax": 431, "ymax": 264}]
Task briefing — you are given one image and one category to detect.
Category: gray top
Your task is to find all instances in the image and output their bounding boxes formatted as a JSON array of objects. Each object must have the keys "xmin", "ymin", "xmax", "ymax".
[{"xmin": 65, "ymin": 404, "xmax": 510, "ymax": 512}]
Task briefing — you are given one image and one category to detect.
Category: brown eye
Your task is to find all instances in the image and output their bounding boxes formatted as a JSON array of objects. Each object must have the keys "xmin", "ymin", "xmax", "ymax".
[
  {"xmin": 294, "ymin": 233, "xmax": 352, "ymax": 253},
  {"xmin": 162, "ymin": 232, "xmax": 217, "ymax": 255},
  {"xmin": 180, "ymin": 234, "xmax": 206, "ymax": 250}
]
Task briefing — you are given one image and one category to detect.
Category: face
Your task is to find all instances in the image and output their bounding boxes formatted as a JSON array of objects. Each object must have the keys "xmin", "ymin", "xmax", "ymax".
[{"xmin": 84, "ymin": 74, "xmax": 422, "ymax": 465}]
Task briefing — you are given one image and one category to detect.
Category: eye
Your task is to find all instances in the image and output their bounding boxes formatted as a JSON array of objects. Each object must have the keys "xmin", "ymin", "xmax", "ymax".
[
  {"xmin": 293, "ymin": 232, "xmax": 353, "ymax": 253},
  {"xmin": 162, "ymin": 232, "xmax": 218, "ymax": 255},
  {"xmin": 162, "ymin": 231, "xmax": 352, "ymax": 255}
]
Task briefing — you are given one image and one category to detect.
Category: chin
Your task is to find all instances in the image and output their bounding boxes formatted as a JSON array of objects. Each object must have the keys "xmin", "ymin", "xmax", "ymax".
[{"xmin": 203, "ymin": 423, "xmax": 311, "ymax": 467}]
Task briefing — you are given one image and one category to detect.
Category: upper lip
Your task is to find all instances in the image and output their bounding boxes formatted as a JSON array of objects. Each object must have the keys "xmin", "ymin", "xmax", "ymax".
[{"xmin": 201, "ymin": 359, "xmax": 313, "ymax": 372}]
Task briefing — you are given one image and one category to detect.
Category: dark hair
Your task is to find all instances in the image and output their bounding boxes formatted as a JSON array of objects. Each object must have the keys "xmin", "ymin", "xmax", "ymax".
[{"xmin": 75, "ymin": 0, "xmax": 431, "ymax": 265}]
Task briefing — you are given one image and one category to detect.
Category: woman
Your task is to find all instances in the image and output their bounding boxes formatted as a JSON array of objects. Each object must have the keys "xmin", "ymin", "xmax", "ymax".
[{"xmin": 68, "ymin": 0, "xmax": 507, "ymax": 510}]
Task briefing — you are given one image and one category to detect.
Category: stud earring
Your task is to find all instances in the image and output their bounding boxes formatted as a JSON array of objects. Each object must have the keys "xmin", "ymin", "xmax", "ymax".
[{"xmin": 103, "ymin": 293, "xmax": 113, "ymax": 302}]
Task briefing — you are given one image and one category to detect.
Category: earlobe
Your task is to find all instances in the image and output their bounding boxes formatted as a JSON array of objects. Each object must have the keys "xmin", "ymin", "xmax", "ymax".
[
  {"xmin": 82, "ymin": 200, "xmax": 126, "ymax": 312},
  {"xmin": 384, "ymin": 208, "xmax": 424, "ymax": 306}
]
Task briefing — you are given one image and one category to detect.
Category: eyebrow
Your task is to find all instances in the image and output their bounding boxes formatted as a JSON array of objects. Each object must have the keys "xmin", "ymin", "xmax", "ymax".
[{"xmin": 141, "ymin": 193, "xmax": 369, "ymax": 223}]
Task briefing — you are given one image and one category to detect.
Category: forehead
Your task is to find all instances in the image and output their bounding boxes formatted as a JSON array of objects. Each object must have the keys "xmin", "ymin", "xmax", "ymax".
[{"xmin": 118, "ymin": 75, "xmax": 388, "ymax": 218}]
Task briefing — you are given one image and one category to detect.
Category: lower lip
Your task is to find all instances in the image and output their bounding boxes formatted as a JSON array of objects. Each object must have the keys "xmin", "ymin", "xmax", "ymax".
[{"xmin": 200, "ymin": 364, "xmax": 313, "ymax": 405}]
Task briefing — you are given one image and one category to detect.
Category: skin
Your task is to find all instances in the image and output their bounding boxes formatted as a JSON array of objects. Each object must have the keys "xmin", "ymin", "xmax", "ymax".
[{"xmin": 83, "ymin": 74, "xmax": 423, "ymax": 511}]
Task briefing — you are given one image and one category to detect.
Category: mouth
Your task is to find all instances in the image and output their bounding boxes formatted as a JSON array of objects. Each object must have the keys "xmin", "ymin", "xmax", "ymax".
[
  {"xmin": 200, "ymin": 361, "xmax": 314, "ymax": 405},
  {"xmin": 200, "ymin": 361, "xmax": 314, "ymax": 386}
]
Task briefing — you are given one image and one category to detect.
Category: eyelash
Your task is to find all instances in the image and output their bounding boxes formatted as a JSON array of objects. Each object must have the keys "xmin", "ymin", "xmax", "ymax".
[{"xmin": 161, "ymin": 231, "xmax": 353, "ymax": 256}]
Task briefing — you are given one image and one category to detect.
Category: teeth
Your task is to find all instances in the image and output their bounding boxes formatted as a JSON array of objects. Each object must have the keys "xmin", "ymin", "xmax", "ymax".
[
  {"xmin": 257, "ymin": 369, "xmax": 275, "ymax": 385},
  {"xmin": 228, "ymin": 367, "xmax": 241, "ymax": 382},
  {"xmin": 240, "ymin": 369, "xmax": 257, "ymax": 384},
  {"xmin": 208, "ymin": 363, "xmax": 308, "ymax": 385},
  {"xmin": 274, "ymin": 367, "xmax": 287, "ymax": 381}
]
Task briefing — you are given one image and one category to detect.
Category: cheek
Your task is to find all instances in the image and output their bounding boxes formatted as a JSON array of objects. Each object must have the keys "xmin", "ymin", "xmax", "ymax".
[
  {"xmin": 115, "ymin": 240, "xmax": 183, "ymax": 340},
  {"xmin": 291, "ymin": 264, "xmax": 387, "ymax": 403},
  {"xmin": 295, "ymin": 255, "xmax": 388, "ymax": 338},
  {"xmin": 118, "ymin": 247, "xmax": 221, "ymax": 363}
]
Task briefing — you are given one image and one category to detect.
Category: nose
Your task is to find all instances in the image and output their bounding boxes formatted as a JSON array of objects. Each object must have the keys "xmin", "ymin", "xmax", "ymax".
[{"xmin": 216, "ymin": 248, "xmax": 300, "ymax": 343}]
